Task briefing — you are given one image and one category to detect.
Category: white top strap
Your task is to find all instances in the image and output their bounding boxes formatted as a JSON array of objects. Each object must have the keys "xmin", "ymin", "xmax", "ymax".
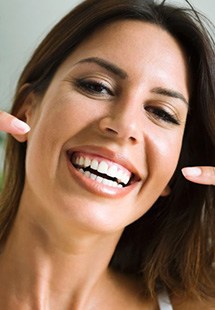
[{"xmin": 157, "ymin": 290, "xmax": 173, "ymax": 310}]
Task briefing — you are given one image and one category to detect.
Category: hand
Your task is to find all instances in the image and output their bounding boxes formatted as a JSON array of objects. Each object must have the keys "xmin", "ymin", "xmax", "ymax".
[
  {"xmin": 182, "ymin": 166, "xmax": 215, "ymax": 185},
  {"xmin": 0, "ymin": 111, "xmax": 30, "ymax": 135}
]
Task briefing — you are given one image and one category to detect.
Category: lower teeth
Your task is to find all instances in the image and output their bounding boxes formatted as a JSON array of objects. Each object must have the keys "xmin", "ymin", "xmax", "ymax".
[{"xmin": 79, "ymin": 168, "xmax": 123, "ymax": 188}]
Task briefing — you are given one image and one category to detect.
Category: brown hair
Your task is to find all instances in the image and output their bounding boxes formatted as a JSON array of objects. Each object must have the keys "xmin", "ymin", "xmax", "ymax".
[{"xmin": 1, "ymin": 0, "xmax": 215, "ymax": 301}]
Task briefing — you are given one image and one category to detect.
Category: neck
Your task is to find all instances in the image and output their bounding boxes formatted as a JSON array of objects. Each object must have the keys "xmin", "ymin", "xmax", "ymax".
[{"xmin": 0, "ymin": 201, "xmax": 122, "ymax": 309}]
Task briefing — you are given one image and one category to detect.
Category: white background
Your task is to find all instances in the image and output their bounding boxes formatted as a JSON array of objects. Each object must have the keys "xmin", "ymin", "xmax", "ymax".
[{"xmin": 0, "ymin": 0, "xmax": 214, "ymax": 110}]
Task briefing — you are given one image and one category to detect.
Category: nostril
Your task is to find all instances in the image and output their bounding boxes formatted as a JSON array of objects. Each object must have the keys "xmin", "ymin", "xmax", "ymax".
[
  {"xmin": 105, "ymin": 127, "xmax": 137, "ymax": 143},
  {"xmin": 99, "ymin": 116, "xmax": 140, "ymax": 143},
  {"xmin": 129, "ymin": 136, "xmax": 136, "ymax": 143}
]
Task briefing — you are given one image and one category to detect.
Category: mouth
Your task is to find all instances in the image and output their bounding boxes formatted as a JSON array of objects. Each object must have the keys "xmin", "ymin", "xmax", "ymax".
[{"xmin": 66, "ymin": 149, "xmax": 140, "ymax": 191}]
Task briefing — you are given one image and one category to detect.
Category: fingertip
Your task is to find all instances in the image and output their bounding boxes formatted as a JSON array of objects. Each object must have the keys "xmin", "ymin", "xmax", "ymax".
[
  {"xmin": 181, "ymin": 167, "xmax": 202, "ymax": 178},
  {"xmin": 11, "ymin": 118, "xmax": 31, "ymax": 134}
]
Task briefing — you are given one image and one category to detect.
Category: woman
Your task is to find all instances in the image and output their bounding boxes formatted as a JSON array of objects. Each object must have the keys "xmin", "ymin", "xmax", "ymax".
[{"xmin": 0, "ymin": 0, "xmax": 215, "ymax": 308}]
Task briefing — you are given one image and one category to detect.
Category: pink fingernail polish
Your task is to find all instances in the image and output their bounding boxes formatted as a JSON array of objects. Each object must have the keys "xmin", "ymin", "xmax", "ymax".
[
  {"xmin": 182, "ymin": 167, "xmax": 202, "ymax": 177},
  {"xmin": 11, "ymin": 119, "xmax": 31, "ymax": 133}
]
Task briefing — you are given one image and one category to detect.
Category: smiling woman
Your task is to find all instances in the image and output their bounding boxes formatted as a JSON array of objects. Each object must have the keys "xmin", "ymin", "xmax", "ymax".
[{"xmin": 0, "ymin": 0, "xmax": 215, "ymax": 309}]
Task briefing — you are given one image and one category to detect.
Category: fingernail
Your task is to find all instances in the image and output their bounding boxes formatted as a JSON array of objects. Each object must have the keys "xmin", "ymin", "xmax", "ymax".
[
  {"xmin": 11, "ymin": 118, "xmax": 31, "ymax": 133},
  {"xmin": 182, "ymin": 167, "xmax": 202, "ymax": 177}
]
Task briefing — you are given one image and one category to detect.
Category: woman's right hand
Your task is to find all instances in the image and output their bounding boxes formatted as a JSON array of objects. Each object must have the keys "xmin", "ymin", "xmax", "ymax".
[{"xmin": 0, "ymin": 111, "xmax": 30, "ymax": 135}]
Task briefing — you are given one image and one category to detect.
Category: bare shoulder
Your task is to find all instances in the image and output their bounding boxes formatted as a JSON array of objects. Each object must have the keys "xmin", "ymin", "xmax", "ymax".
[
  {"xmin": 172, "ymin": 296, "xmax": 215, "ymax": 310},
  {"xmin": 105, "ymin": 270, "xmax": 158, "ymax": 310}
]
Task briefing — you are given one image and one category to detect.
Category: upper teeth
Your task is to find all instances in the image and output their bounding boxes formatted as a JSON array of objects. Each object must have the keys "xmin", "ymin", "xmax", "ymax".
[{"xmin": 73, "ymin": 156, "xmax": 131, "ymax": 185}]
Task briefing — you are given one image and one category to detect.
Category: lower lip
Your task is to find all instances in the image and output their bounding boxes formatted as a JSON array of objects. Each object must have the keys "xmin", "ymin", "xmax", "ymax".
[{"xmin": 66, "ymin": 155, "xmax": 137, "ymax": 198}]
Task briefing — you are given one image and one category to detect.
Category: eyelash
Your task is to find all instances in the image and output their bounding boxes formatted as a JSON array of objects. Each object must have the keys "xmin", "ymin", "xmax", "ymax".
[
  {"xmin": 74, "ymin": 79, "xmax": 114, "ymax": 96},
  {"xmin": 74, "ymin": 79, "xmax": 180, "ymax": 125},
  {"xmin": 144, "ymin": 106, "xmax": 180, "ymax": 125}
]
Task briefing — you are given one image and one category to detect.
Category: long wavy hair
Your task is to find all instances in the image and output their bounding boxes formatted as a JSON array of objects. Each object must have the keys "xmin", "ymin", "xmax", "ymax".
[{"xmin": 1, "ymin": 0, "xmax": 215, "ymax": 300}]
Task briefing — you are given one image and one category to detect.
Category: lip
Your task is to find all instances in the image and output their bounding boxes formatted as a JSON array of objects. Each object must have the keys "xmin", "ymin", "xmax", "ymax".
[{"xmin": 65, "ymin": 145, "xmax": 141, "ymax": 198}]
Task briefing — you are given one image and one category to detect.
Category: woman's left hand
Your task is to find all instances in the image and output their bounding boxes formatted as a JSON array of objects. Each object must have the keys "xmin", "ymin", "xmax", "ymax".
[{"xmin": 182, "ymin": 166, "xmax": 215, "ymax": 185}]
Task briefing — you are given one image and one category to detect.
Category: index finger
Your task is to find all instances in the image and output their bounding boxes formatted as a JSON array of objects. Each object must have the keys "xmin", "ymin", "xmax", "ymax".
[
  {"xmin": 182, "ymin": 166, "xmax": 215, "ymax": 185},
  {"xmin": 0, "ymin": 111, "xmax": 30, "ymax": 135}
]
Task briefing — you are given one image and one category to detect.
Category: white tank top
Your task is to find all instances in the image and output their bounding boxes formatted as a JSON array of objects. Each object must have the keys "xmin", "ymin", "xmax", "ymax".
[{"xmin": 157, "ymin": 290, "xmax": 173, "ymax": 310}]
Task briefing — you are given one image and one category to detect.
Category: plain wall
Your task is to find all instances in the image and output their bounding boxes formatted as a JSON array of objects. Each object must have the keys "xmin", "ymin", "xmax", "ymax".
[{"xmin": 0, "ymin": 0, "xmax": 215, "ymax": 110}]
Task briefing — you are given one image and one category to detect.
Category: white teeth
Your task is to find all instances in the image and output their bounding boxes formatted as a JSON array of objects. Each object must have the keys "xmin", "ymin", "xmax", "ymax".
[
  {"xmin": 96, "ymin": 176, "xmax": 103, "ymax": 183},
  {"xmin": 78, "ymin": 168, "xmax": 125, "ymax": 188},
  {"xmin": 98, "ymin": 177, "xmax": 123, "ymax": 188},
  {"xmin": 115, "ymin": 169, "xmax": 123, "ymax": 182},
  {"xmin": 102, "ymin": 178, "xmax": 110, "ymax": 186},
  {"xmin": 89, "ymin": 173, "xmax": 97, "ymax": 180},
  {"xmin": 97, "ymin": 161, "xmax": 109, "ymax": 174},
  {"xmin": 84, "ymin": 171, "xmax": 91, "ymax": 178},
  {"xmin": 106, "ymin": 165, "xmax": 130, "ymax": 185},
  {"xmin": 84, "ymin": 157, "xmax": 91, "ymax": 168},
  {"xmin": 79, "ymin": 157, "xmax": 84, "ymax": 166},
  {"xmin": 91, "ymin": 159, "xmax": 99, "ymax": 170},
  {"xmin": 75, "ymin": 157, "xmax": 79, "ymax": 165},
  {"xmin": 107, "ymin": 165, "xmax": 118, "ymax": 178},
  {"xmin": 121, "ymin": 173, "xmax": 130, "ymax": 185},
  {"xmin": 74, "ymin": 155, "xmax": 132, "ymax": 186},
  {"xmin": 112, "ymin": 181, "xmax": 118, "ymax": 187}
]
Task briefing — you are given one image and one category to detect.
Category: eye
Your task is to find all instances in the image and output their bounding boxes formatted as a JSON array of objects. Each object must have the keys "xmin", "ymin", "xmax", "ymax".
[
  {"xmin": 145, "ymin": 106, "xmax": 180, "ymax": 125},
  {"xmin": 74, "ymin": 78, "xmax": 114, "ymax": 97}
]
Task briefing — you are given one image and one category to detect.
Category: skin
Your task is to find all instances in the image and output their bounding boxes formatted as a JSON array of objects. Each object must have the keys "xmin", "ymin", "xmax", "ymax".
[{"xmin": 0, "ymin": 21, "xmax": 214, "ymax": 309}]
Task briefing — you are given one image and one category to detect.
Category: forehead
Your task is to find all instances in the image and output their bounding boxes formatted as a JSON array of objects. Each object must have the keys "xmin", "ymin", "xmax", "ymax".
[
  {"xmin": 52, "ymin": 20, "xmax": 189, "ymax": 98},
  {"xmin": 60, "ymin": 19, "xmax": 187, "ymax": 71},
  {"xmin": 78, "ymin": 20, "xmax": 183, "ymax": 52}
]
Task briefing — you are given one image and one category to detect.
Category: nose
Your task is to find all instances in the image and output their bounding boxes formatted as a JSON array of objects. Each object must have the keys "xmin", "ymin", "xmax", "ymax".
[{"xmin": 98, "ymin": 105, "xmax": 143, "ymax": 144}]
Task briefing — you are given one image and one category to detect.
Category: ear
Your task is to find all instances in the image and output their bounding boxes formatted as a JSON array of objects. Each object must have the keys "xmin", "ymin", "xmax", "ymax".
[
  {"xmin": 160, "ymin": 185, "xmax": 171, "ymax": 197},
  {"xmin": 12, "ymin": 85, "xmax": 37, "ymax": 143}
]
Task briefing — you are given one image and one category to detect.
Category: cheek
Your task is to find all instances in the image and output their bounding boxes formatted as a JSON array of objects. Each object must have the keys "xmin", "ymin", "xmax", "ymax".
[
  {"xmin": 25, "ymin": 93, "xmax": 105, "ymax": 180},
  {"xmin": 28, "ymin": 93, "xmax": 97, "ymax": 147},
  {"xmin": 40, "ymin": 92, "xmax": 105, "ymax": 137},
  {"xmin": 146, "ymin": 126, "xmax": 184, "ymax": 182},
  {"xmin": 132, "ymin": 130, "xmax": 184, "ymax": 220},
  {"xmin": 154, "ymin": 135, "xmax": 182, "ymax": 165}
]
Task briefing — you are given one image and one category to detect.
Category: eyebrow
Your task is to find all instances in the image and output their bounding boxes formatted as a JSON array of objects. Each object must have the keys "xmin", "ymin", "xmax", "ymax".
[
  {"xmin": 151, "ymin": 87, "xmax": 189, "ymax": 106},
  {"xmin": 76, "ymin": 57, "xmax": 188, "ymax": 106},
  {"xmin": 76, "ymin": 57, "xmax": 128, "ymax": 79}
]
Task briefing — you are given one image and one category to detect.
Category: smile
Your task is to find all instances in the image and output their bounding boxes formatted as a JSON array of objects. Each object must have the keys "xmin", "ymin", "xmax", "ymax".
[
  {"xmin": 66, "ymin": 148, "xmax": 140, "ymax": 197},
  {"xmin": 71, "ymin": 153, "xmax": 132, "ymax": 188}
]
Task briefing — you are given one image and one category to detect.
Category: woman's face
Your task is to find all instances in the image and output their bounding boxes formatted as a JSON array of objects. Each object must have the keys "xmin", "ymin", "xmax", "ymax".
[{"xmin": 21, "ymin": 21, "xmax": 189, "ymax": 234}]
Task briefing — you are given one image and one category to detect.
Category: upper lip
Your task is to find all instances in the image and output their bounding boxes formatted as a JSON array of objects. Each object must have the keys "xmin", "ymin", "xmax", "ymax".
[{"xmin": 66, "ymin": 145, "xmax": 142, "ymax": 182}]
